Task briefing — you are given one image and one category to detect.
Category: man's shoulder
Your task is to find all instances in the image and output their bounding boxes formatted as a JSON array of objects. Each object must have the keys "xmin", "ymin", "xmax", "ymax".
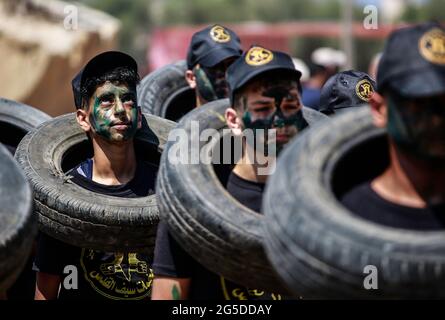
[
  {"xmin": 340, "ymin": 180, "xmax": 391, "ymax": 221},
  {"xmin": 226, "ymin": 171, "xmax": 264, "ymax": 213},
  {"xmin": 340, "ymin": 181, "xmax": 374, "ymax": 208},
  {"xmin": 68, "ymin": 158, "xmax": 92, "ymax": 179},
  {"xmin": 137, "ymin": 160, "xmax": 158, "ymax": 177}
]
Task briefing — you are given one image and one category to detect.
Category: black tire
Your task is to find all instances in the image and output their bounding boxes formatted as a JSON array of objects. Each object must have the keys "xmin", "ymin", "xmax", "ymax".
[
  {"xmin": 0, "ymin": 98, "xmax": 51, "ymax": 154},
  {"xmin": 263, "ymin": 107, "xmax": 445, "ymax": 299},
  {"xmin": 15, "ymin": 113, "xmax": 176, "ymax": 252},
  {"xmin": 138, "ymin": 60, "xmax": 196, "ymax": 121},
  {"xmin": 0, "ymin": 144, "xmax": 36, "ymax": 292},
  {"xmin": 157, "ymin": 98, "xmax": 328, "ymax": 293}
]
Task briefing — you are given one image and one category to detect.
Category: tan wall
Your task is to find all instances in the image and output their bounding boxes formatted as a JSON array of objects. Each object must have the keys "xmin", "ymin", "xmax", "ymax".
[{"xmin": 0, "ymin": 0, "xmax": 121, "ymax": 116}]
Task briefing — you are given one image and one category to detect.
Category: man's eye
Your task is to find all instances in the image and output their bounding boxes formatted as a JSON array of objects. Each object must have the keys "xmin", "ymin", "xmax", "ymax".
[
  {"xmin": 122, "ymin": 94, "xmax": 136, "ymax": 104},
  {"xmin": 255, "ymin": 107, "xmax": 272, "ymax": 113},
  {"xmin": 282, "ymin": 103, "xmax": 299, "ymax": 110},
  {"xmin": 100, "ymin": 99, "xmax": 113, "ymax": 106}
]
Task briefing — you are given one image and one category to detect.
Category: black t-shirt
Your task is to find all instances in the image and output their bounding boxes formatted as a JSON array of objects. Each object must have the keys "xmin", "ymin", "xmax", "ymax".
[
  {"xmin": 341, "ymin": 181, "xmax": 445, "ymax": 230},
  {"xmin": 34, "ymin": 159, "xmax": 157, "ymax": 300},
  {"xmin": 152, "ymin": 172, "xmax": 283, "ymax": 300}
]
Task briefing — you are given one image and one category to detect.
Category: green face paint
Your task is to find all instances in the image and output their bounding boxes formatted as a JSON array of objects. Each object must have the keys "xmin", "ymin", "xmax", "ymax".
[
  {"xmin": 89, "ymin": 83, "xmax": 139, "ymax": 142},
  {"xmin": 387, "ymin": 94, "xmax": 445, "ymax": 161},
  {"xmin": 194, "ymin": 63, "xmax": 231, "ymax": 102},
  {"xmin": 241, "ymin": 85, "xmax": 308, "ymax": 154}
]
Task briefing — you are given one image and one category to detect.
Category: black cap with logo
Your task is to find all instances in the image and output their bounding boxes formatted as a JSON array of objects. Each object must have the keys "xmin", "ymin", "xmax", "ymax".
[
  {"xmin": 186, "ymin": 24, "xmax": 242, "ymax": 70},
  {"xmin": 377, "ymin": 22, "xmax": 445, "ymax": 98},
  {"xmin": 227, "ymin": 45, "xmax": 302, "ymax": 105},
  {"xmin": 71, "ymin": 51, "xmax": 138, "ymax": 109},
  {"xmin": 319, "ymin": 70, "xmax": 376, "ymax": 115}
]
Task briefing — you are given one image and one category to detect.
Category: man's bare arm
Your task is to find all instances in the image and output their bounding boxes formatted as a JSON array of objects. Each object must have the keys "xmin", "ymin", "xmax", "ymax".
[
  {"xmin": 151, "ymin": 276, "xmax": 191, "ymax": 300},
  {"xmin": 35, "ymin": 272, "xmax": 61, "ymax": 300}
]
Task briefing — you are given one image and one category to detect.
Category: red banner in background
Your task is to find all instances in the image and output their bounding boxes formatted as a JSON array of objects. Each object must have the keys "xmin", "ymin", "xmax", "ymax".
[{"xmin": 147, "ymin": 21, "xmax": 406, "ymax": 72}]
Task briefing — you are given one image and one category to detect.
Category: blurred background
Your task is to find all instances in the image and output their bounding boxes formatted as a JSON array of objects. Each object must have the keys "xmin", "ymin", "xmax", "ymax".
[{"xmin": 0, "ymin": 0, "xmax": 443, "ymax": 115}]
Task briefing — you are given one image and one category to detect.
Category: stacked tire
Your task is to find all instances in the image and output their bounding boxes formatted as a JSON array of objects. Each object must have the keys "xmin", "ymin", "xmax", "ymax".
[
  {"xmin": 0, "ymin": 144, "xmax": 36, "ymax": 293},
  {"xmin": 263, "ymin": 107, "xmax": 445, "ymax": 299},
  {"xmin": 0, "ymin": 98, "xmax": 51, "ymax": 154},
  {"xmin": 156, "ymin": 98, "xmax": 328, "ymax": 294},
  {"xmin": 15, "ymin": 113, "xmax": 176, "ymax": 252},
  {"xmin": 138, "ymin": 60, "xmax": 196, "ymax": 121}
]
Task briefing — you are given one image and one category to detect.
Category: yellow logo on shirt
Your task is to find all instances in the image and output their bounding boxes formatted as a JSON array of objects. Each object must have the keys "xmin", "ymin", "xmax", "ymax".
[{"xmin": 80, "ymin": 249, "xmax": 153, "ymax": 300}]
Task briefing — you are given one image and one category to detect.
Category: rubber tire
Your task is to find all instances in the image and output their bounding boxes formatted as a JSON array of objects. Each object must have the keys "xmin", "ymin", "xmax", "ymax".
[
  {"xmin": 15, "ymin": 113, "xmax": 176, "ymax": 252},
  {"xmin": 156, "ymin": 98, "xmax": 329, "ymax": 293},
  {"xmin": 0, "ymin": 98, "xmax": 51, "ymax": 154},
  {"xmin": 137, "ymin": 60, "xmax": 196, "ymax": 121},
  {"xmin": 0, "ymin": 144, "xmax": 36, "ymax": 292},
  {"xmin": 263, "ymin": 107, "xmax": 445, "ymax": 299}
]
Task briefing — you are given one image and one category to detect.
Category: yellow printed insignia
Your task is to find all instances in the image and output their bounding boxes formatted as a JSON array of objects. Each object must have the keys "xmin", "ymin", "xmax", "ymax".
[
  {"xmin": 245, "ymin": 46, "xmax": 274, "ymax": 66},
  {"xmin": 220, "ymin": 276, "xmax": 282, "ymax": 300},
  {"xmin": 419, "ymin": 28, "xmax": 445, "ymax": 65},
  {"xmin": 210, "ymin": 25, "xmax": 231, "ymax": 43},
  {"xmin": 80, "ymin": 249, "xmax": 153, "ymax": 300},
  {"xmin": 355, "ymin": 79, "xmax": 374, "ymax": 102}
]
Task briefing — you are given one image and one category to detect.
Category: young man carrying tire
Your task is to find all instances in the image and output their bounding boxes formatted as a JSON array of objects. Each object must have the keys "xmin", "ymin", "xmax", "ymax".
[
  {"xmin": 151, "ymin": 46, "xmax": 307, "ymax": 300},
  {"xmin": 342, "ymin": 23, "xmax": 445, "ymax": 229},
  {"xmin": 34, "ymin": 51, "xmax": 157, "ymax": 300},
  {"xmin": 185, "ymin": 24, "xmax": 242, "ymax": 107}
]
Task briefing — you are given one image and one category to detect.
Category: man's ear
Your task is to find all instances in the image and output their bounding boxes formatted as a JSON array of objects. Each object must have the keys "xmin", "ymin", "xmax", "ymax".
[
  {"xmin": 185, "ymin": 69, "xmax": 197, "ymax": 90},
  {"xmin": 369, "ymin": 91, "xmax": 387, "ymax": 128},
  {"xmin": 225, "ymin": 107, "xmax": 244, "ymax": 136},
  {"xmin": 76, "ymin": 107, "xmax": 92, "ymax": 133}
]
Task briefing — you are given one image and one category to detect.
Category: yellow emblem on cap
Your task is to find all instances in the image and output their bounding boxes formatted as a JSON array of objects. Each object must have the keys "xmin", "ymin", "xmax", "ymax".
[
  {"xmin": 210, "ymin": 25, "xmax": 231, "ymax": 43},
  {"xmin": 419, "ymin": 28, "xmax": 445, "ymax": 65},
  {"xmin": 355, "ymin": 79, "xmax": 374, "ymax": 102},
  {"xmin": 245, "ymin": 46, "xmax": 274, "ymax": 66}
]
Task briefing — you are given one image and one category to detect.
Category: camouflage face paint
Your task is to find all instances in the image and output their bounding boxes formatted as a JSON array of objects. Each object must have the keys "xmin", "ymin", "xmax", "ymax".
[
  {"xmin": 194, "ymin": 66, "xmax": 218, "ymax": 102},
  {"xmin": 194, "ymin": 64, "xmax": 230, "ymax": 102},
  {"xmin": 241, "ymin": 85, "xmax": 308, "ymax": 154},
  {"xmin": 387, "ymin": 94, "xmax": 445, "ymax": 161},
  {"xmin": 89, "ymin": 83, "xmax": 139, "ymax": 142},
  {"xmin": 263, "ymin": 86, "xmax": 308, "ymax": 132}
]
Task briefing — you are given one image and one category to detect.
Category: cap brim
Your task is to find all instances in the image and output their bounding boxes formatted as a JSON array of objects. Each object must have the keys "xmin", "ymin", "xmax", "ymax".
[
  {"xmin": 199, "ymin": 47, "xmax": 241, "ymax": 68},
  {"xmin": 236, "ymin": 66, "xmax": 302, "ymax": 91},
  {"xmin": 333, "ymin": 104, "xmax": 368, "ymax": 115},
  {"xmin": 384, "ymin": 68, "xmax": 445, "ymax": 98},
  {"xmin": 230, "ymin": 66, "xmax": 302, "ymax": 105}
]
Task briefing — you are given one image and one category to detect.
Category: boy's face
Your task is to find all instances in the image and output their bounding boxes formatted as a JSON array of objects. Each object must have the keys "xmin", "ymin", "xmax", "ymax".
[
  {"xmin": 236, "ymin": 78, "xmax": 307, "ymax": 152},
  {"xmin": 86, "ymin": 81, "xmax": 141, "ymax": 142}
]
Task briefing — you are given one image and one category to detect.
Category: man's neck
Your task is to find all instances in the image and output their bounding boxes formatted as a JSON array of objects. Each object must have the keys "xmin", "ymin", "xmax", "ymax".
[
  {"xmin": 232, "ymin": 148, "xmax": 275, "ymax": 184},
  {"xmin": 372, "ymin": 142, "xmax": 445, "ymax": 208},
  {"xmin": 90, "ymin": 137, "xmax": 137, "ymax": 186}
]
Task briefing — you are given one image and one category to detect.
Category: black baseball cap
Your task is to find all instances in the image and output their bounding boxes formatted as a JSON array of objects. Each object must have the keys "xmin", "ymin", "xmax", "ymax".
[
  {"xmin": 71, "ymin": 51, "xmax": 138, "ymax": 109},
  {"xmin": 227, "ymin": 45, "xmax": 302, "ymax": 105},
  {"xmin": 186, "ymin": 24, "xmax": 242, "ymax": 70},
  {"xmin": 319, "ymin": 70, "xmax": 376, "ymax": 115},
  {"xmin": 377, "ymin": 22, "xmax": 445, "ymax": 98}
]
